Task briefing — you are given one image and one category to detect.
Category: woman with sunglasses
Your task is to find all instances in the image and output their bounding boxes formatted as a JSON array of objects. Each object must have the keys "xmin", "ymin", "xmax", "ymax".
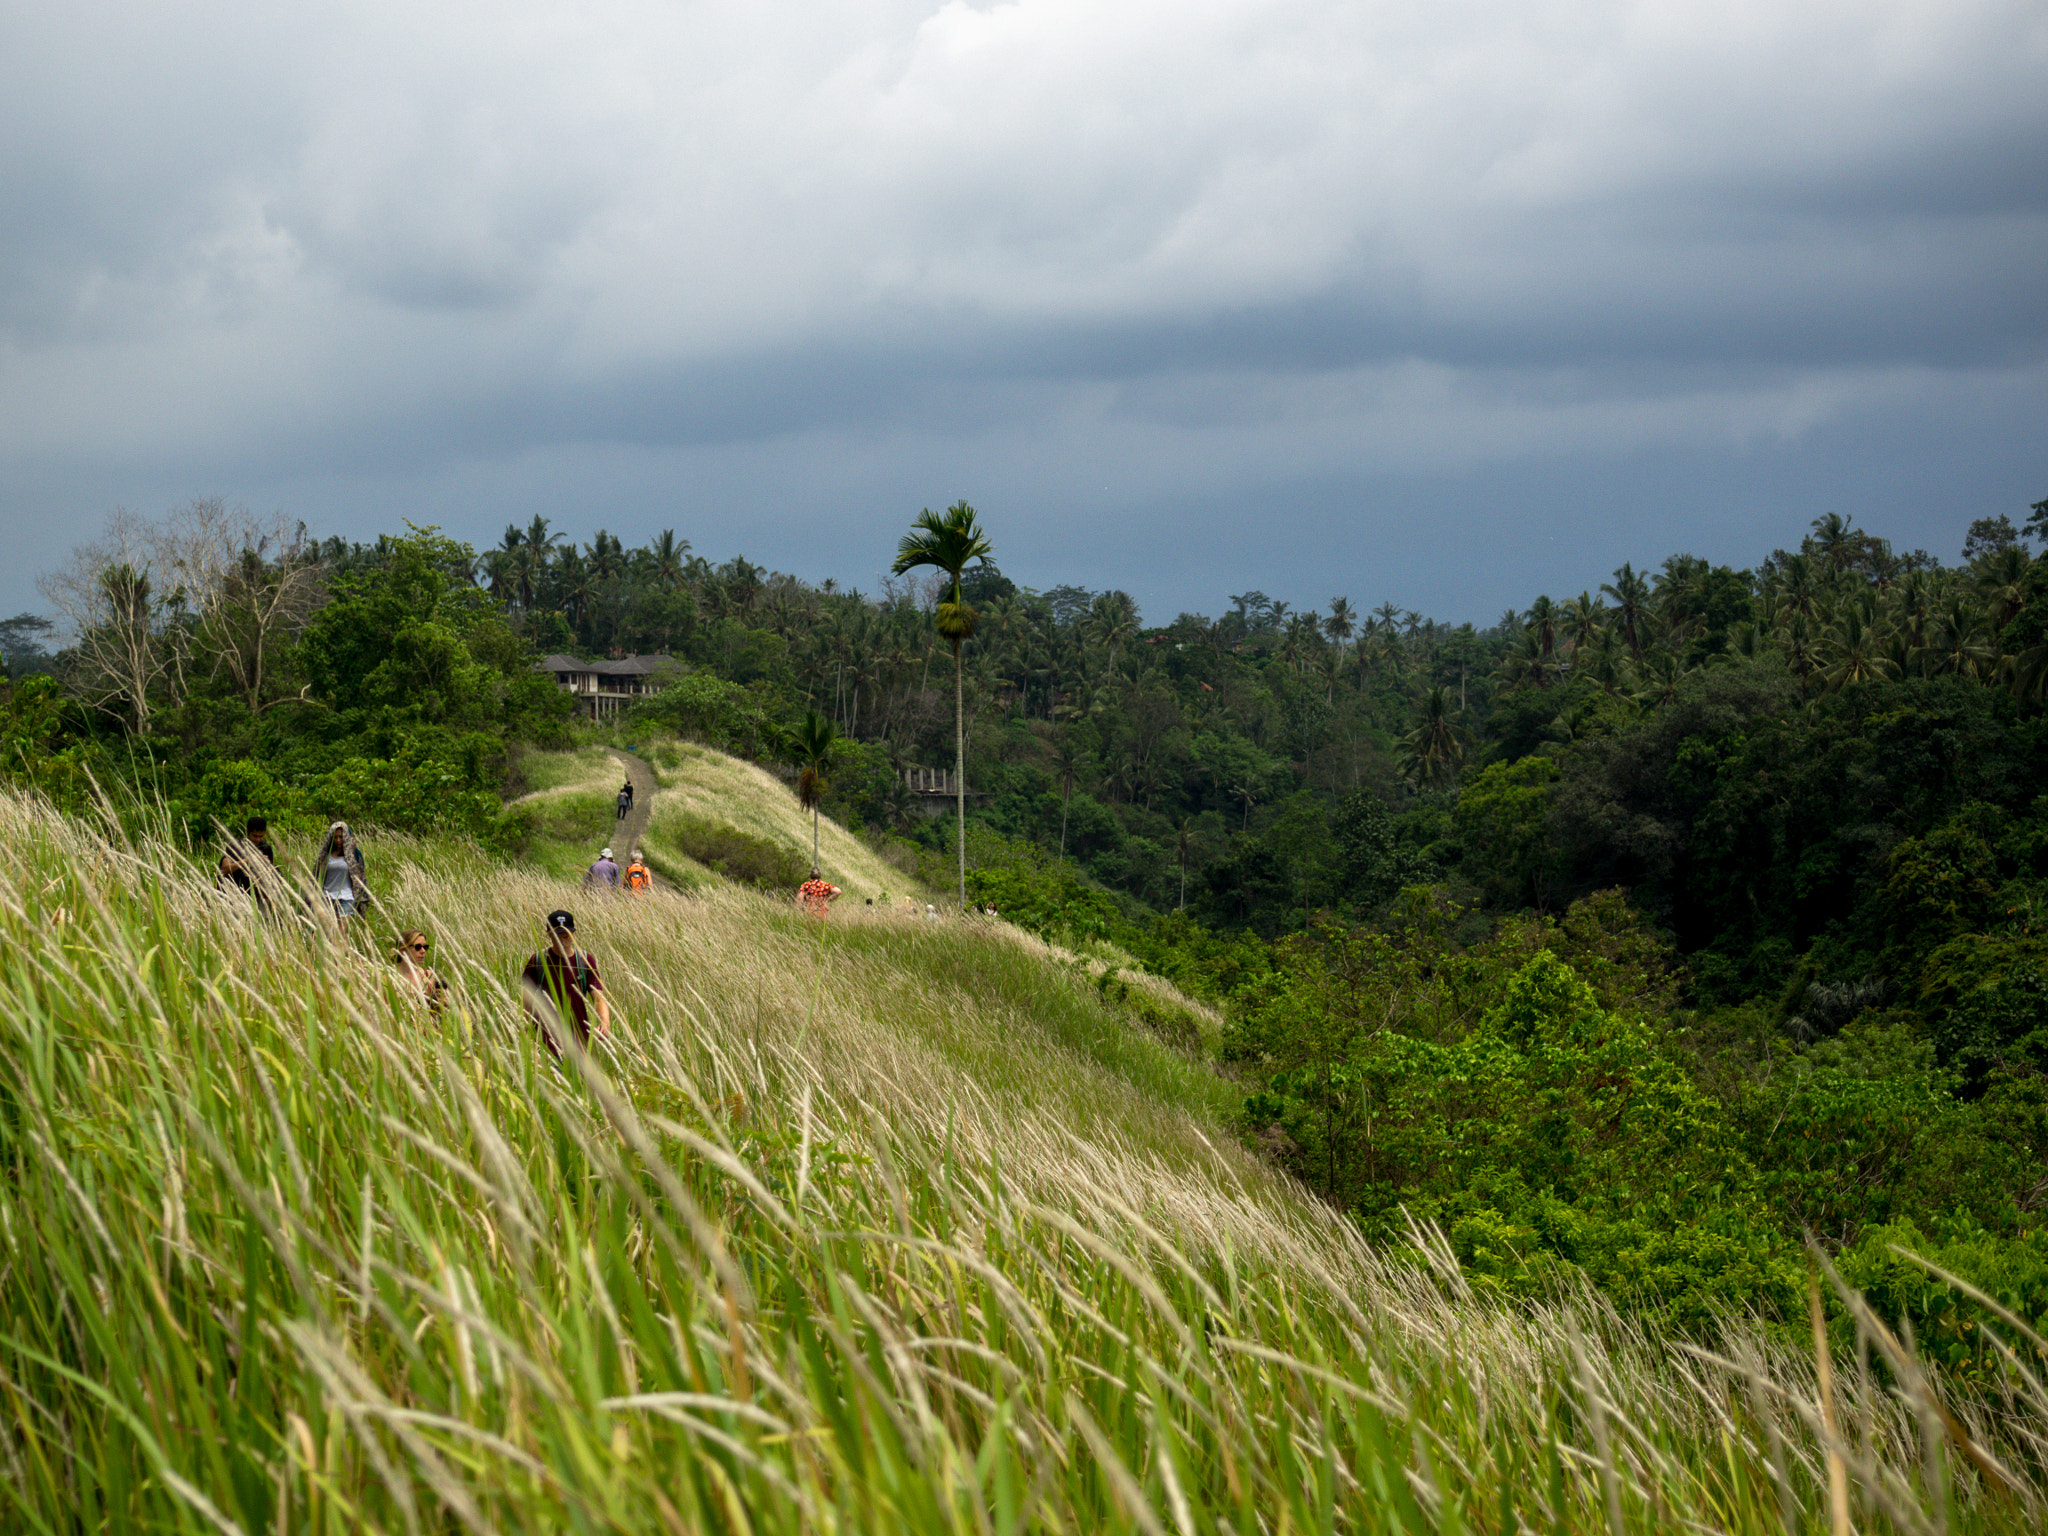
[{"xmin": 394, "ymin": 929, "xmax": 448, "ymax": 1014}]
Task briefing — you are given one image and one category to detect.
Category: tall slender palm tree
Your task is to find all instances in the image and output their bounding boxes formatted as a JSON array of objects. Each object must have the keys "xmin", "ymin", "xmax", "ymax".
[
  {"xmin": 1324, "ymin": 596, "xmax": 1356, "ymax": 650},
  {"xmin": 1172, "ymin": 818, "xmax": 1203, "ymax": 912},
  {"xmin": 892, "ymin": 501, "xmax": 994, "ymax": 908},
  {"xmin": 1561, "ymin": 592, "xmax": 1605, "ymax": 661},
  {"xmin": 1810, "ymin": 511, "xmax": 1858, "ymax": 572},
  {"xmin": 1525, "ymin": 594, "xmax": 1558, "ymax": 661},
  {"xmin": 479, "ymin": 548, "xmax": 517, "ymax": 605},
  {"xmin": 1047, "ymin": 732, "xmax": 1081, "ymax": 862},
  {"xmin": 789, "ymin": 709, "xmax": 839, "ymax": 869},
  {"xmin": 556, "ymin": 548, "xmax": 594, "ymax": 636},
  {"xmin": 1601, "ymin": 563, "xmax": 1652, "ymax": 661},
  {"xmin": 648, "ymin": 530, "xmax": 689, "ymax": 594}
]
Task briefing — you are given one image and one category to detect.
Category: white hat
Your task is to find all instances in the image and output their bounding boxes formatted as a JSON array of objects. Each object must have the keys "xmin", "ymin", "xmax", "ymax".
[{"xmin": 601, "ymin": 847, "xmax": 614, "ymax": 860}]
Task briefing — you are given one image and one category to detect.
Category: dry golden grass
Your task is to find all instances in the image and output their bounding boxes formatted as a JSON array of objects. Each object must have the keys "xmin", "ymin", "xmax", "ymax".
[
  {"xmin": 638, "ymin": 737, "xmax": 916, "ymax": 899},
  {"xmin": 4, "ymin": 786, "xmax": 2042, "ymax": 1533}
]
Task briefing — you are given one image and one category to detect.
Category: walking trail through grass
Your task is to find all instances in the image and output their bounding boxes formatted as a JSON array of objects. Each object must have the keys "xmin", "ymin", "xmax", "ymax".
[{"xmin": 2, "ymin": 763, "xmax": 2043, "ymax": 1533}]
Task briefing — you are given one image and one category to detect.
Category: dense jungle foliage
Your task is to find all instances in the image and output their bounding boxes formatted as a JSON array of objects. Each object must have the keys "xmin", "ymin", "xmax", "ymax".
[{"xmin": 6, "ymin": 493, "xmax": 2047, "ymax": 1349}]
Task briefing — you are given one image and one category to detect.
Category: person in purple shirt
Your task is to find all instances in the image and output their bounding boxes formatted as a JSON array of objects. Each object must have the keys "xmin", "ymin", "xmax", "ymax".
[{"xmin": 583, "ymin": 846, "xmax": 620, "ymax": 889}]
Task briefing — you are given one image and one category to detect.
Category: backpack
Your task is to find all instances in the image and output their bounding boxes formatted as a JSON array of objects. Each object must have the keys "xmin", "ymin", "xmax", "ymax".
[{"xmin": 624, "ymin": 862, "xmax": 651, "ymax": 892}]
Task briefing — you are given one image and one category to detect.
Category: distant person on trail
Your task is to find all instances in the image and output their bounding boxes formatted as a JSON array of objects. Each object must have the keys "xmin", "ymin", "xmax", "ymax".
[
  {"xmin": 797, "ymin": 868, "xmax": 840, "ymax": 918},
  {"xmin": 623, "ymin": 849, "xmax": 652, "ymax": 894},
  {"xmin": 394, "ymin": 929, "xmax": 448, "ymax": 1015},
  {"xmin": 217, "ymin": 816, "xmax": 278, "ymax": 907},
  {"xmin": 584, "ymin": 847, "xmax": 620, "ymax": 890},
  {"xmin": 313, "ymin": 821, "xmax": 369, "ymax": 928},
  {"xmin": 521, "ymin": 909, "xmax": 610, "ymax": 1057},
  {"xmin": 617, "ymin": 781, "xmax": 633, "ymax": 820}
]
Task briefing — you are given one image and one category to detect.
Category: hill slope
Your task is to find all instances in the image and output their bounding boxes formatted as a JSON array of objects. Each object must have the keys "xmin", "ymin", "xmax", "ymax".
[
  {"xmin": 512, "ymin": 734, "xmax": 923, "ymax": 901},
  {"xmin": 0, "ymin": 785, "xmax": 2037, "ymax": 1533}
]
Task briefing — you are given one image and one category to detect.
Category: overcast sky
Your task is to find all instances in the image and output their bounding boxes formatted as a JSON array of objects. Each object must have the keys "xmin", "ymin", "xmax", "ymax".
[{"xmin": 3, "ymin": 0, "xmax": 2044, "ymax": 627}]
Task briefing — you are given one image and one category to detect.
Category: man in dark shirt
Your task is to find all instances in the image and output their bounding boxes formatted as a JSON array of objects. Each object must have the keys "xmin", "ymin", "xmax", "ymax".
[
  {"xmin": 521, "ymin": 909, "xmax": 610, "ymax": 1057},
  {"xmin": 217, "ymin": 816, "xmax": 279, "ymax": 908}
]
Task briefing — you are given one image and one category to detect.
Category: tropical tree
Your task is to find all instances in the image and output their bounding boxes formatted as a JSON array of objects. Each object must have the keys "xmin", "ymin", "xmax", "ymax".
[
  {"xmin": 891, "ymin": 501, "xmax": 994, "ymax": 907},
  {"xmin": 1048, "ymin": 731, "xmax": 1082, "ymax": 862},
  {"xmin": 1522, "ymin": 594, "xmax": 1558, "ymax": 663},
  {"xmin": 1810, "ymin": 511, "xmax": 1858, "ymax": 571},
  {"xmin": 1397, "ymin": 686, "xmax": 1469, "ymax": 789},
  {"xmin": 788, "ymin": 708, "xmax": 839, "ymax": 869},
  {"xmin": 1324, "ymin": 597, "xmax": 1356, "ymax": 650},
  {"xmin": 479, "ymin": 549, "xmax": 517, "ymax": 605},
  {"xmin": 1975, "ymin": 544, "xmax": 2034, "ymax": 628},
  {"xmin": 1601, "ymin": 563, "xmax": 1652, "ymax": 661},
  {"xmin": 1172, "ymin": 818, "xmax": 1204, "ymax": 912},
  {"xmin": 648, "ymin": 530, "xmax": 689, "ymax": 594},
  {"xmin": 1561, "ymin": 591, "xmax": 1604, "ymax": 660}
]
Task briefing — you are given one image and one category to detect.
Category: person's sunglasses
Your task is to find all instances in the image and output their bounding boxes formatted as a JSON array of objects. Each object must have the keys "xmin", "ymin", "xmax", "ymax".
[{"xmin": 409, "ymin": 942, "xmax": 429, "ymax": 953}]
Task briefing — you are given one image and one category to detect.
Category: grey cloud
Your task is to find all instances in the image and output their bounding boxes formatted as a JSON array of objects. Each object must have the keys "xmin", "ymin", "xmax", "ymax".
[{"xmin": 1, "ymin": 0, "xmax": 2043, "ymax": 618}]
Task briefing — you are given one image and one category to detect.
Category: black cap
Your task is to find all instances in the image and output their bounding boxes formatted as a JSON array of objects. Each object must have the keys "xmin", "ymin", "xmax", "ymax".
[{"xmin": 547, "ymin": 910, "xmax": 575, "ymax": 931}]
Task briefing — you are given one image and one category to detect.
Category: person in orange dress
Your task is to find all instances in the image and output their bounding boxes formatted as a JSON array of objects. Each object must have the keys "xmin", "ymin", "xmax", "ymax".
[{"xmin": 797, "ymin": 868, "xmax": 840, "ymax": 918}]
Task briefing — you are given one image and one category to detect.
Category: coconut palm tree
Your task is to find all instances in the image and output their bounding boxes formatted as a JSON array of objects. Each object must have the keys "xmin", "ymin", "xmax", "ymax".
[
  {"xmin": 1500, "ymin": 630, "xmax": 1556, "ymax": 691},
  {"xmin": 479, "ymin": 548, "xmax": 517, "ymax": 605},
  {"xmin": 1172, "ymin": 818, "xmax": 1203, "ymax": 912},
  {"xmin": 556, "ymin": 548, "xmax": 594, "ymax": 636},
  {"xmin": 1601, "ymin": 563, "xmax": 1652, "ymax": 661},
  {"xmin": 788, "ymin": 709, "xmax": 839, "ymax": 869},
  {"xmin": 1929, "ymin": 598, "xmax": 1997, "ymax": 679},
  {"xmin": 1525, "ymin": 594, "xmax": 1559, "ymax": 662},
  {"xmin": 1324, "ymin": 597, "xmax": 1356, "ymax": 650},
  {"xmin": 587, "ymin": 530, "xmax": 626, "ymax": 586},
  {"xmin": 647, "ymin": 532, "xmax": 688, "ymax": 598},
  {"xmin": 1975, "ymin": 544, "xmax": 2034, "ymax": 629},
  {"xmin": 1810, "ymin": 511, "xmax": 1858, "ymax": 572},
  {"xmin": 2011, "ymin": 636, "xmax": 2048, "ymax": 708},
  {"xmin": 1397, "ymin": 686, "xmax": 1468, "ymax": 789},
  {"xmin": 1047, "ymin": 732, "xmax": 1082, "ymax": 862},
  {"xmin": 891, "ymin": 501, "xmax": 994, "ymax": 908}
]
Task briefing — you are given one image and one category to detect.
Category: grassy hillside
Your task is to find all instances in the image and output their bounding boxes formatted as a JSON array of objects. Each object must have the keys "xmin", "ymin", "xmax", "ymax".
[
  {"xmin": 512, "ymin": 735, "xmax": 927, "ymax": 902},
  {"xmin": 3, "ymin": 789, "xmax": 2043, "ymax": 1532}
]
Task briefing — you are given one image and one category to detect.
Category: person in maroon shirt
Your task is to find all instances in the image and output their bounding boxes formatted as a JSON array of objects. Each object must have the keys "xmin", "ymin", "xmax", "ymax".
[{"xmin": 520, "ymin": 909, "xmax": 611, "ymax": 1057}]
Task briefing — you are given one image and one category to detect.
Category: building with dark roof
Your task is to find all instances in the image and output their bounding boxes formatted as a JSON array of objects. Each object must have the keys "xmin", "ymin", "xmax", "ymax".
[{"xmin": 535, "ymin": 654, "xmax": 684, "ymax": 720}]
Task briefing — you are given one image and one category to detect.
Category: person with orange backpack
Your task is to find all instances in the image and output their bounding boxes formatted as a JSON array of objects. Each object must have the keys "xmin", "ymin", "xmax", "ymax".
[{"xmin": 622, "ymin": 849, "xmax": 652, "ymax": 894}]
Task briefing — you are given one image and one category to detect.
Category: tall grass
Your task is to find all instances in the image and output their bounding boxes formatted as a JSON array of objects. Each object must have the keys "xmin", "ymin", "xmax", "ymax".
[{"xmin": 2, "ymin": 788, "xmax": 2044, "ymax": 1533}]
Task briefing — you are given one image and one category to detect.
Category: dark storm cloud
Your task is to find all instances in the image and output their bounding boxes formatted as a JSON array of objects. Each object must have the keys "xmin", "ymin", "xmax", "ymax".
[{"xmin": 1, "ymin": 0, "xmax": 2044, "ymax": 620}]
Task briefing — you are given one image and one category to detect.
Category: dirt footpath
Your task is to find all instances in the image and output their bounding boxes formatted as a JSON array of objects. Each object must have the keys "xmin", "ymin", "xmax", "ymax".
[{"xmin": 608, "ymin": 749, "xmax": 658, "ymax": 871}]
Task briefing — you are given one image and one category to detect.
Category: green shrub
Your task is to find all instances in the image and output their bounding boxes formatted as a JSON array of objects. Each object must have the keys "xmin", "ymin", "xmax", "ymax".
[{"xmin": 662, "ymin": 815, "xmax": 807, "ymax": 890}]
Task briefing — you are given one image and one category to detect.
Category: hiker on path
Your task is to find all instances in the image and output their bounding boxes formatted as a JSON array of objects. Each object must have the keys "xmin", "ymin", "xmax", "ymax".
[
  {"xmin": 217, "ymin": 815, "xmax": 279, "ymax": 908},
  {"xmin": 394, "ymin": 929, "xmax": 449, "ymax": 1015},
  {"xmin": 616, "ymin": 781, "xmax": 633, "ymax": 820},
  {"xmin": 622, "ymin": 849, "xmax": 652, "ymax": 894},
  {"xmin": 584, "ymin": 847, "xmax": 621, "ymax": 890},
  {"xmin": 797, "ymin": 868, "xmax": 840, "ymax": 918},
  {"xmin": 521, "ymin": 909, "xmax": 610, "ymax": 1057},
  {"xmin": 313, "ymin": 821, "xmax": 370, "ymax": 928}
]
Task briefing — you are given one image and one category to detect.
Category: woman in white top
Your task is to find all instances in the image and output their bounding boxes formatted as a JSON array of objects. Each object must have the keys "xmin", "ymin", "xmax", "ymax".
[{"xmin": 314, "ymin": 821, "xmax": 369, "ymax": 928}]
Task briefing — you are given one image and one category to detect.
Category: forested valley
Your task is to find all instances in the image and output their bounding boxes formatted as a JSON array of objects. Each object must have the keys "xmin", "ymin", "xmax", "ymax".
[{"xmin": 6, "ymin": 492, "xmax": 2048, "ymax": 1353}]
